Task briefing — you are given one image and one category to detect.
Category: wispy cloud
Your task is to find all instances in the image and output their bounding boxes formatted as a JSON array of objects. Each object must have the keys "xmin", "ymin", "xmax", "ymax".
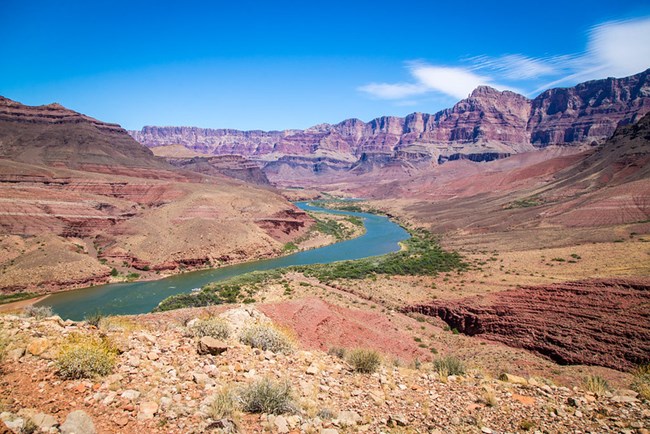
[
  {"xmin": 358, "ymin": 16, "xmax": 650, "ymax": 102},
  {"xmin": 358, "ymin": 63, "xmax": 513, "ymax": 101},
  {"xmin": 357, "ymin": 82, "xmax": 427, "ymax": 99}
]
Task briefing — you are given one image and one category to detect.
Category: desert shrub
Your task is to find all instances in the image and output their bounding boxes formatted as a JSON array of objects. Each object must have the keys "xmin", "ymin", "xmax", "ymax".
[
  {"xmin": 346, "ymin": 348, "xmax": 381, "ymax": 373},
  {"xmin": 239, "ymin": 323, "xmax": 293, "ymax": 354},
  {"xmin": 84, "ymin": 311, "xmax": 104, "ymax": 327},
  {"xmin": 519, "ymin": 419, "xmax": 535, "ymax": 431},
  {"xmin": 23, "ymin": 305, "xmax": 53, "ymax": 319},
  {"xmin": 98, "ymin": 316, "xmax": 136, "ymax": 332},
  {"xmin": 327, "ymin": 346, "xmax": 346, "ymax": 359},
  {"xmin": 631, "ymin": 364, "xmax": 650, "ymax": 400},
  {"xmin": 583, "ymin": 375, "xmax": 610, "ymax": 395},
  {"xmin": 433, "ymin": 355, "xmax": 466, "ymax": 376},
  {"xmin": 191, "ymin": 317, "xmax": 231, "ymax": 340},
  {"xmin": 110, "ymin": 268, "xmax": 118, "ymax": 277},
  {"xmin": 239, "ymin": 378, "xmax": 296, "ymax": 415},
  {"xmin": 56, "ymin": 334, "xmax": 117, "ymax": 379},
  {"xmin": 0, "ymin": 331, "xmax": 8, "ymax": 365},
  {"xmin": 208, "ymin": 387, "xmax": 239, "ymax": 419}
]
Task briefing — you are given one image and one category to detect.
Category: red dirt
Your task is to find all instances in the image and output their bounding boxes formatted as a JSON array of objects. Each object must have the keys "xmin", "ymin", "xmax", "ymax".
[
  {"xmin": 404, "ymin": 279, "xmax": 650, "ymax": 371},
  {"xmin": 259, "ymin": 297, "xmax": 428, "ymax": 361}
]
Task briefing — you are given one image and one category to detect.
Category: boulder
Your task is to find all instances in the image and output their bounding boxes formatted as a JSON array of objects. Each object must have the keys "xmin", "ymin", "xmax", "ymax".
[
  {"xmin": 60, "ymin": 410, "xmax": 96, "ymax": 434},
  {"xmin": 197, "ymin": 336, "xmax": 228, "ymax": 355}
]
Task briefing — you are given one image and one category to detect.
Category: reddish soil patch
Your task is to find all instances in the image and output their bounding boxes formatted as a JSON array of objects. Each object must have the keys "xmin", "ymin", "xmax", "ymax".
[
  {"xmin": 403, "ymin": 279, "xmax": 650, "ymax": 371},
  {"xmin": 259, "ymin": 297, "xmax": 427, "ymax": 361}
]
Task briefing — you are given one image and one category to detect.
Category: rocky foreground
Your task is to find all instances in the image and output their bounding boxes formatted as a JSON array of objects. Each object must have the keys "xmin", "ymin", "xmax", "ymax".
[{"xmin": 1, "ymin": 306, "xmax": 648, "ymax": 434}]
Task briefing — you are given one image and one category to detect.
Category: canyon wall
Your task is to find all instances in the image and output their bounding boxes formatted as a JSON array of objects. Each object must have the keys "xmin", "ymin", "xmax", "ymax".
[{"xmin": 129, "ymin": 69, "xmax": 650, "ymax": 178}]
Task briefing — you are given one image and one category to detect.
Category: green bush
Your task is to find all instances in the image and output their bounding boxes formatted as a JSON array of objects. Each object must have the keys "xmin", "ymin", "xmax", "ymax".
[
  {"xmin": 433, "ymin": 355, "xmax": 466, "ymax": 376},
  {"xmin": 23, "ymin": 305, "xmax": 53, "ymax": 319},
  {"xmin": 56, "ymin": 334, "xmax": 117, "ymax": 379},
  {"xmin": 239, "ymin": 324, "xmax": 293, "ymax": 354},
  {"xmin": 583, "ymin": 375, "xmax": 610, "ymax": 395},
  {"xmin": 239, "ymin": 378, "xmax": 296, "ymax": 415},
  {"xmin": 346, "ymin": 348, "xmax": 381, "ymax": 373},
  {"xmin": 110, "ymin": 268, "xmax": 118, "ymax": 277},
  {"xmin": 191, "ymin": 317, "xmax": 231, "ymax": 340}
]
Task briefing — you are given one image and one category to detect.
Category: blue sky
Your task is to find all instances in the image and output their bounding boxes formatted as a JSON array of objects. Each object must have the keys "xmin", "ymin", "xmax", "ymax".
[{"xmin": 1, "ymin": 0, "xmax": 649, "ymax": 131}]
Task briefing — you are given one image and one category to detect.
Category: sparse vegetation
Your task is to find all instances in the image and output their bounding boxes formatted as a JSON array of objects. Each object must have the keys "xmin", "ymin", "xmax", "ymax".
[
  {"xmin": 433, "ymin": 355, "xmax": 466, "ymax": 376},
  {"xmin": 208, "ymin": 387, "xmax": 239, "ymax": 420},
  {"xmin": 282, "ymin": 242, "xmax": 298, "ymax": 252},
  {"xmin": 239, "ymin": 323, "xmax": 293, "ymax": 354},
  {"xmin": 328, "ymin": 346, "xmax": 346, "ymax": 359},
  {"xmin": 84, "ymin": 311, "xmax": 104, "ymax": 327},
  {"xmin": 519, "ymin": 419, "xmax": 535, "ymax": 431},
  {"xmin": 298, "ymin": 229, "xmax": 466, "ymax": 283},
  {"xmin": 0, "ymin": 329, "xmax": 8, "ymax": 366},
  {"xmin": 110, "ymin": 267, "xmax": 119, "ymax": 277},
  {"xmin": 56, "ymin": 334, "xmax": 117, "ymax": 379},
  {"xmin": 346, "ymin": 348, "xmax": 381, "ymax": 373},
  {"xmin": 631, "ymin": 364, "xmax": 650, "ymax": 400},
  {"xmin": 23, "ymin": 305, "xmax": 53, "ymax": 319},
  {"xmin": 505, "ymin": 196, "xmax": 544, "ymax": 209},
  {"xmin": 191, "ymin": 317, "xmax": 231, "ymax": 340},
  {"xmin": 0, "ymin": 292, "xmax": 38, "ymax": 305},
  {"xmin": 239, "ymin": 377, "xmax": 296, "ymax": 415},
  {"xmin": 154, "ymin": 269, "xmax": 286, "ymax": 311},
  {"xmin": 583, "ymin": 375, "xmax": 610, "ymax": 395}
]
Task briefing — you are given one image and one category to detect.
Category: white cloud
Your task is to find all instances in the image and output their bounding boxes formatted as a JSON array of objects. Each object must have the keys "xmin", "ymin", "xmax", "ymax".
[
  {"xmin": 409, "ymin": 64, "xmax": 501, "ymax": 99},
  {"xmin": 587, "ymin": 17, "xmax": 650, "ymax": 77},
  {"xmin": 469, "ymin": 54, "xmax": 567, "ymax": 80},
  {"xmin": 358, "ymin": 63, "xmax": 514, "ymax": 101},
  {"xmin": 359, "ymin": 16, "xmax": 650, "ymax": 103},
  {"xmin": 357, "ymin": 82, "xmax": 427, "ymax": 99}
]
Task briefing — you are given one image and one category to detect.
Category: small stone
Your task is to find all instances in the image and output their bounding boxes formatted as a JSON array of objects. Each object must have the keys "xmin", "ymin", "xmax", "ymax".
[
  {"xmin": 26, "ymin": 338, "xmax": 50, "ymax": 356},
  {"xmin": 321, "ymin": 429, "xmax": 339, "ymax": 434},
  {"xmin": 274, "ymin": 415, "xmax": 289, "ymax": 433},
  {"xmin": 611, "ymin": 395, "xmax": 639, "ymax": 403},
  {"xmin": 481, "ymin": 428, "xmax": 493, "ymax": 434},
  {"xmin": 388, "ymin": 414, "xmax": 408, "ymax": 426},
  {"xmin": 335, "ymin": 410, "xmax": 361, "ymax": 427},
  {"xmin": 115, "ymin": 416, "xmax": 129, "ymax": 427},
  {"xmin": 7, "ymin": 347, "xmax": 26, "ymax": 361},
  {"xmin": 197, "ymin": 336, "xmax": 228, "ymax": 355},
  {"xmin": 192, "ymin": 372, "xmax": 212, "ymax": 386},
  {"xmin": 306, "ymin": 364, "xmax": 319, "ymax": 375},
  {"xmin": 60, "ymin": 410, "xmax": 96, "ymax": 434},
  {"xmin": 137, "ymin": 401, "xmax": 158, "ymax": 420},
  {"xmin": 32, "ymin": 412, "xmax": 58, "ymax": 430},
  {"xmin": 121, "ymin": 389, "xmax": 141, "ymax": 400},
  {"xmin": 499, "ymin": 373, "xmax": 528, "ymax": 385}
]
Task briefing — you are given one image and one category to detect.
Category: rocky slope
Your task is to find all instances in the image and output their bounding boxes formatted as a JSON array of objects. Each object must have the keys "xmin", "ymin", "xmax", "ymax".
[
  {"xmin": 0, "ymin": 97, "xmax": 169, "ymax": 175},
  {"xmin": 130, "ymin": 69, "xmax": 650, "ymax": 183},
  {"xmin": 404, "ymin": 279, "xmax": 650, "ymax": 371},
  {"xmin": 0, "ymin": 98, "xmax": 313, "ymax": 294},
  {"xmin": 1, "ymin": 304, "xmax": 648, "ymax": 433}
]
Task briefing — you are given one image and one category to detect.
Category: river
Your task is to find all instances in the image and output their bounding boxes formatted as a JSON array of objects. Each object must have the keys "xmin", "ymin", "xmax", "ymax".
[{"xmin": 37, "ymin": 202, "xmax": 410, "ymax": 320}]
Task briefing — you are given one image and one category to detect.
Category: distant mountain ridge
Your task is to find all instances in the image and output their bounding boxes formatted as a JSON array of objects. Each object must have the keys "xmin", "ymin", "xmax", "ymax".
[{"xmin": 129, "ymin": 69, "xmax": 650, "ymax": 178}]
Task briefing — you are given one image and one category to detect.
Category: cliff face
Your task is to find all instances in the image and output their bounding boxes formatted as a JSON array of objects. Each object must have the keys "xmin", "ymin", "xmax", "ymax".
[
  {"xmin": 129, "ymin": 69, "xmax": 650, "ymax": 180},
  {"xmin": 528, "ymin": 69, "xmax": 650, "ymax": 145},
  {"xmin": 0, "ymin": 97, "xmax": 168, "ymax": 173}
]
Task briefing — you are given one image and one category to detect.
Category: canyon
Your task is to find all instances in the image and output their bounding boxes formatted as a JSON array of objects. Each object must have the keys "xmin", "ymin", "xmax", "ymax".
[
  {"xmin": 0, "ymin": 97, "xmax": 312, "ymax": 294},
  {"xmin": 129, "ymin": 69, "xmax": 650, "ymax": 186}
]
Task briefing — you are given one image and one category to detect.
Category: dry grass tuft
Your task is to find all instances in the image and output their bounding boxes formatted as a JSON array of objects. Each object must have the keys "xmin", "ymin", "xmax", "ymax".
[
  {"xmin": 56, "ymin": 333, "xmax": 117, "ymax": 379},
  {"xmin": 346, "ymin": 348, "xmax": 381, "ymax": 374}
]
